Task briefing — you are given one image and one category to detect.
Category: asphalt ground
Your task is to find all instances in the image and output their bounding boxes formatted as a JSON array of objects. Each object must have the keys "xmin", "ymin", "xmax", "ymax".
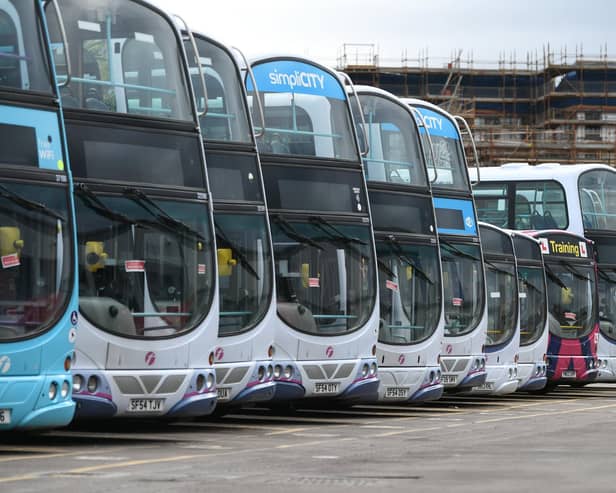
[{"xmin": 1, "ymin": 384, "xmax": 616, "ymax": 493}]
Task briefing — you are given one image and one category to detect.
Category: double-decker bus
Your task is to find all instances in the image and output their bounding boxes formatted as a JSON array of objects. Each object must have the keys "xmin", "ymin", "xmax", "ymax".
[
  {"xmin": 184, "ymin": 32, "xmax": 276, "ymax": 405},
  {"xmin": 531, "ymin": 231, "xmax": 598, "ymax": 385},
  {"xmin": 403, "ymin": 98, "xmax": 487, "ymax": 391},
  {"xmin": 246, "ymin": 57, "xmax": 379, "ymax": 401},
  {"xmin": 47, "ymin": 0, "xmax": 218, "ymax": 418},
  {"xmin": 467, "ymin": 223, "xmax": 519, "ymax": 394},
  {"xmin": 354, "ymin": 86, "xmax": 444, "ymax": 402},
  {"xmin": 512, "ymin": 232, "xmax": 549, "ymax": 391},
  {"xmin": 0, "ymin": 0, "xmax": 77, "ymax": 430},
  {"xmin": 472, "ymin": 163, "xmax": 612, "ymax": 380}
]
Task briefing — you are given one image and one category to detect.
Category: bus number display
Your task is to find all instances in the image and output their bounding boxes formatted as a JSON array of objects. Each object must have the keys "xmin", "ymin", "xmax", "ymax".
[
  {"xmin": 128, "ymin": 399, "xmax": 164, "ymax": 412},
  {"xmin": 313, "ymin": 382, "xmax": 340, "ymax": 394},
  {"xmin": 384, "ymin": 387, "xmax": 409, "ymax": 399}
]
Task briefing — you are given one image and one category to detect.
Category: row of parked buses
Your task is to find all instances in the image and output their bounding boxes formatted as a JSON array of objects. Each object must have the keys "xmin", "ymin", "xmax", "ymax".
[{"xmin": 0, "ymin": 0, "xmax": 612, "ymax": 431}]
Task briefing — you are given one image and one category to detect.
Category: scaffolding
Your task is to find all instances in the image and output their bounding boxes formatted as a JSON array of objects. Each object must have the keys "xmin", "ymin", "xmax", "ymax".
[{"xmin": 339, "ymin": 44, "xmax": 616, "ymax": 166}]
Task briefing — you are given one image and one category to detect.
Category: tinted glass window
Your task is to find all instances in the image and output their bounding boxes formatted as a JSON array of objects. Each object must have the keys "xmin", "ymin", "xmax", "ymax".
[
  {"xmin": 48, "ymin": 0, "xmax": 192, "ymax": 121},
  {"xmin": 514, "ymin": 181, "xmax": 567, "ymax": 230},
  {"xmin": 0, "ymin": 1, "xmax": 52, "ymax": 93},
  {"xmin": 66, "ymin": 122, "xmax": 205, "ymax": 188},
  {"xmin": 412, "ymin": 106, "xmax": 469, "ymax": 191},
  {"xmin": 215, "ymin": 213, "xmax": 272, "ymax": 335},
  {"xmin": 485, "ymin": 260, "xmax": 518, "ymax": 347},
  {"xmin": 376, "ymin": 240, "xmax": 441, "ymax": 345},
  {"xmin": 262, "ymin": 166, "xmax": 367, "ymax": 214},
  {"xmin": 544, "ymin": 260, "xmax": 596, "ymax": 340},
  {"xmin": 75, "ymin": 190, "xmax": 214, "ymax": 339},
  {"xmin": 579, "ymin": 169, "xmax": 616, "ymax": 230},
  {"xmin": 206, "ymin": 150, "xmax": 262, "ymax": 202},
  {"xmin": 479, "ymin": 225, "xmax": 513, "ymax": 257},
  {"xmin": 369, "ymin": 191, "xmax": 435, "ymax": 235},
  {"xmin": 186, "ymin": 37, "xmax": 252, "ymax": 143},
  {"xmin": 0, "ymin": 182, "xmax": 71, "ymax": 340},
  {"xmin": 513, "ymin": 235, "xmax": 542, "ymax": 263},
  {"xmin": 440, "ymin": 241, "xmax": 484, "ymax": 337},
  {"xmin": 248, "ymin": 60, "xmax": 358, "ymax": 161},
  {"xmin": 474, "ymin": 183, "xmax": 509, "ymax": 228},
  {"xmin": 518, "ymin": 265, "xmax": 547, "ymax": 346},
  {"xmin": 357, "ymin": 94, "xmax": 427, "ymax": 187},
  {"xmin": 272, "ymin": 219, "xmax": 375, "ymax": 336}
]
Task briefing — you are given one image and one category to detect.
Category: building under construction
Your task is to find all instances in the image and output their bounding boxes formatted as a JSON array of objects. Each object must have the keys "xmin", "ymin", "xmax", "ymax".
[{"xmin": 339, "ymin": 44, "xmax": 616, "ymax": 166}]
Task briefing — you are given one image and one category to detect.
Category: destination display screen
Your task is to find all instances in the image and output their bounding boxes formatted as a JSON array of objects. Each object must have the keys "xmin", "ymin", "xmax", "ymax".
[
  {"xmin": 369, "ymin": 191, "xmax": 434, "ymax": 235},
  {"xmin": 432, "ymin": 197, "xmax": 477, "ymax": 236},
  {"xmin": 66, "ymin": 122, "xmax": 205, "ymax": 188},
  {"xmin": 0, "ymin": 122, "xmax": 37, "ymax": 167},
  {"xmin": 513, "ymin": 235, "xmax": 542, "ymax": 263},
  {"xmin": 479, "ymin": 225, "xmax": 513, "ymax": 257},
  {"xmin": 262, "ymin": 165, "xmax": 367, "ymax": 213},
  {"xmin": 537, "ymin": 233, "xmax": 592, "ymax": 259},
  {"xmin": 205, "ymin": 150, "xmax": 263, "ymax": 202}
]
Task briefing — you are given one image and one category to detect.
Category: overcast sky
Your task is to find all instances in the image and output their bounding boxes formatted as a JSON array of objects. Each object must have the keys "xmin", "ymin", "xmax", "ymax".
[{"xmin": 154, "ymin": 0, "xmax": 615, "ymax": 68}]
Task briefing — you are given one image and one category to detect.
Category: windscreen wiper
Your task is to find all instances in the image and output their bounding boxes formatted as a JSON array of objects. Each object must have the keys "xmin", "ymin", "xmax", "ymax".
[
  {"xmin": 123, "ymin": 187, "xmax": 206, "ymax": 243},
  {"xmin": 75, "ymin": 183, "xmax": 135, "ymax": 226},
  {"xmin": 0, "ymin": 183, "xmax": 66, "ymax": 222},
  {"xmin": 309, "ymin": 216, "xmax": 367, "ymax": 246},
  {"xmin": 543, "ymin": 262, "xmax": 568, "ymax": 290},
  {"xmin": 483, "ymin": 258, "xmax": 516, "ymax": 279},
  {"xmin": 558, "ymin": 259, "xmax": 592, "ymax": 283},
  {"xmin": 441, "ymin": 240, "xmax": 482, "ymax": 263},
  {"xmin": 214, "ymin": 221, "xmax": 260, "ymax": 280},
  {"xmin": 272, "ymin": 215, "xmax": 323, "ymax": 251},
  {"xmin": 383, "ymin": 235, "xmax": 434, "ymax": 285}
]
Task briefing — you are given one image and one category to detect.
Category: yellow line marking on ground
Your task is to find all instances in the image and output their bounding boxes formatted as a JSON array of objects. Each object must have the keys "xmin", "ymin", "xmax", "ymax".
[
  {"xmin": 266, "ymin": 427, "xmax": 310, "ymax": 436},
  {"xmin": 275, "ymin": 437, "xmax": 354, "ymax": 449},
  {"xmin": 373, "ymin": 425, "xmax": 443, "ymax": 438},
  {"xmin": 475, "ymin": 402, "xmax": 616, "ymax": 424}
]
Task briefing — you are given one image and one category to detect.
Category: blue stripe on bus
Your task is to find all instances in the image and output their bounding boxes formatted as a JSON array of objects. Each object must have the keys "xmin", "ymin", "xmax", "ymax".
[
  {"xmin": 0, "ymin": 104, "xmax": 64, "ymax": 170},
  {"xmin": 433, "ymin": 196, "xmax": 477, "ymax": 236},
  {"xmin": 247, "ymin": 60, "xmax": 345, "ymax": 100},
  {"xmin": 414, "ymin": 106, "xmax": 460, "ymax": 140}
]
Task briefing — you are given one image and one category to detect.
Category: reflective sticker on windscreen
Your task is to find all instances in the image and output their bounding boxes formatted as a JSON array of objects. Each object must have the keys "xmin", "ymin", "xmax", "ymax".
[
  {"xmin": 386, "ymin": 280, "xmax": 399, "ymax": 292},
  {"xmin": 1, "ymin": 254, "xmax": 20, "ymax": 269},
  {"xmin": 125, "ymin": 260, "xmax": 146, "ymax": 272},
  {"xmin": 309, "ymin": 277, "xmax": 320, "ymax": 288},
  {"xmin": 452, "ymin": 297, "xmax": 463, "ymax": 306}
]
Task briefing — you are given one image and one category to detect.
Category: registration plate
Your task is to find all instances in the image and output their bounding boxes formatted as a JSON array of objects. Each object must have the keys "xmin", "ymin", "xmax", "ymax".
[
  {"xmin": 314, "ymin": 382, "xmax": 340, "ymax": 394},
  {"xmin": 128, "ymin": 398, "xmax": 164, "ymax": 412},
  {"xmin": 473, "ymin": 382, "xmax": 494, "ymax": 391},
  {"xmin": 0, "ymin": 409, "xmax": 11, "ymax": 425},
  {"xmin": 562, "ymin": 370, "xmax": 577, "ymax": 378},
  {"xmin": 217, "ymin": 387, "xmax": 231, "ymax": 401},
  {"xmin": 385, "ymin": 387, "xmax": 409, "ymax": 399},
  {"xmin": 441, "ymin": 374, "xmax": 458, "ymax": 385}
]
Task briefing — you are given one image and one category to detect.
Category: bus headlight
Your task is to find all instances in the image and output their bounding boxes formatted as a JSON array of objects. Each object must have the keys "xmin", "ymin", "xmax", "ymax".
[
  {"xmin": 361, "ymin": 364, "xmax": 369, "ymax": 377},
  {"xmin": 196, "ymin": 374, "xmax": 206, "ymax": 392},
  {"xmin": 370, "ymin": 362, "xmax": 377, "ymax": 376},
  {"xmin": 206, "ymin": 373, "xmax": 215, "ymax": 390},
  {"xmin": 284, "ymin": 365, "xmax": 294, "ymax": 379},
  {"xmin": 481, "ymin": 359, "xmax": 486, "ymax": 370},
  {"xmin": 266, "ymin": 365, "xmax": 273, "ymax": 379},
  {"xmin": 87, "ymin": 375, "xmax": 98, "ymax": 393},
  {"xmin": 257, "ymin": 366, "xmax": 265, "ymax": 381},
  {"xmin": 61, "ymin": 380, "xmax": 70, "ymax": 399},
  {"xmin": 49, "ymin": 382, "xmax": 58, "ymax": 400},
  {"xmin": 429, "ymin": 371, "xmax": 436, "ymax": 384},
  {"xmin": 73, "ymin": 374, "xmax": 83, "ymax": 393},
  {"xmin": 274, "ymin": 365, "xmax": 283, "ymax": 379}
]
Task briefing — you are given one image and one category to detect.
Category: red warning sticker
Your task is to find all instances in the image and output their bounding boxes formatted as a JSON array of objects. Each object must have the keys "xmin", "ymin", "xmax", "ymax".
[
  {"xmin": 385, "ymin": 280, "xmax": 399, "ymax": 292},
  {"xmin": 452, "ymin": 297, "xmax": 463, "ymax": 307},
  {"xmin": 564, "ymin": 311, "xmax": 577, "ymax": 321},
  {"xmin": 308, "ymin": 277, "xmax": 320, "ymax": 288},
  {"xmin": 1, "ymin": 253, "xmax": 20, "ymax": 269},
  {"xmin": 198, "ymin": 264, "xmax": 206, "ymax": 275},
  {"xmin": 125, "ymin": 260, "xmax": 145, "ymax": 272}
]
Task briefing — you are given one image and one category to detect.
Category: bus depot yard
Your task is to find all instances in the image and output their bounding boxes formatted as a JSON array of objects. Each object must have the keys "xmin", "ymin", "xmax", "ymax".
[{"xmin": 1, "ymin": 384, "xmax": 615, "ymax": 493}]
